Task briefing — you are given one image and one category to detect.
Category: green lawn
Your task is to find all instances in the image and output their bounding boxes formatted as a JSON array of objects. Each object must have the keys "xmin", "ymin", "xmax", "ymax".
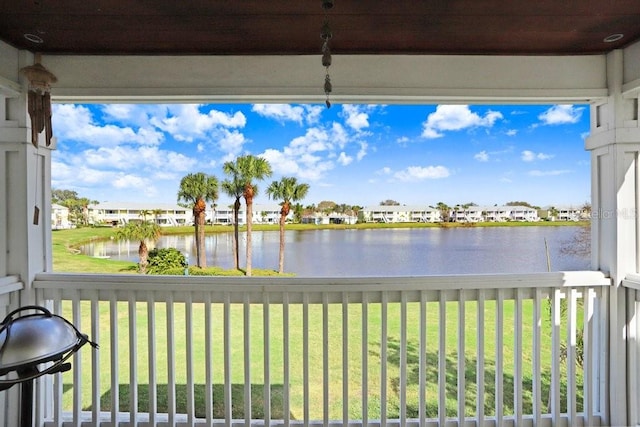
[
  {"xmin": 52, "ymin": 226, "xmax": 584, "ymax": 420},
  {"xmin": 62, "ymin": 298, "xmax": 580, "ymax": 420}
]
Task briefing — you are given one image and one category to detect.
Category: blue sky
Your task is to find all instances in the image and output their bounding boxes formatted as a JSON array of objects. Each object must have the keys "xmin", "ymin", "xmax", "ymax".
[{"xmin": 51, "ymin": 103, "xmax": 590, "ymax": 208}]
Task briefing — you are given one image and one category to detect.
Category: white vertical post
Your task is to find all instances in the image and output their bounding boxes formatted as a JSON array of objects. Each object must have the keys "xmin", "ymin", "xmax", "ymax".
[
  {"xmin": 302, "ymin": 292, "xmax": 309, "ymax": 427},
  {"xmin": 223, "ymin": 293, "xmax": 232, "ymax": 424},
  {"xmin": 322, "ymin": 292, "xmax": 329, "ymax": 424},
  {"xmin": 361, "ymin": 292, "xmax": 369, "ymax": 426},
  {"xmin": 532, "ymin": 288, "xmax": 542, "ymax": 426},
  {"xmin": 243, "ymin": 293, "xmax": 251, "ymax": 426},
  {"xmin": 91, "ymin": 292, "xmax": 102, "ymax": 425},
  {"xmin": 166, "ymin": 293, "xmax": 176, "ymax": 427},
  {"xmin": 438, "ymin": 291, "xmax": 446, "ymax": 426},
  {"xmin": 419, "ymin": 290, "xmax": 427, "ymax": 427},
  {"xmin": 342, "ymin": 292, "xmax": 349, "ymax": 426},
  {"xmin": 381, "ymin": 291, "xmax": 388, "ymax": 426},
  {"xmin": 457, "ymin": 289, "xmax": 465, "ymax": 424},
  {"xmin": 110, "ymin": 295, "xmax": 120, "ymax": 426},
  {"xmin": 263, "ymin": 293, "xmax": 271, "ymax": 426},
  {"xmin": 147, "ymin": 292, "xmax": 157, "ymax": 426},
  {"xmin": 477, "ymin": 290, "xmax": 485, "ymax": 427},
  {"xmin": 514, "ymin": 288, "xmax": 523, "ymax": 426},
  {"xmin": 185, "ymin": 293, "xmax": 194, "ymax": 426},
  {"xmin": 283, "ymin": 292, "xmax": 291, "ymax": 427},
  {"xmin": 586, "ymin": 48, "xmax": 640, "ymax": 426},
  {"xmin": 204, "ymin": 293, "xmax": 213, "ymax": 426},
  {"xmin": 495, "ymin": 289, "xmax": 504, "ymax": 426},
  {"xmin": 128, "ymin": 293, "xmax": 138, "ymax": 426}
]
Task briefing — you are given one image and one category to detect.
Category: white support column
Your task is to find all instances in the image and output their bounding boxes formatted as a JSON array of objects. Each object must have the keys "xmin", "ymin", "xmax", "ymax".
[
  {"xmin": 586, "ymin": 48, "xmax": 640, "ymax": 426},
  {"xmin": 0, "ymin": 48, "xmax": 53, "ymax": 303}
]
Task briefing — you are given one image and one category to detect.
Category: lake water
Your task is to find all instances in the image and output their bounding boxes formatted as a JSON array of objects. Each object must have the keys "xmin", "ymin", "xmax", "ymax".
[{"xmin": 81, "ymin": 226, "xmax": 590, "ymax": 276}]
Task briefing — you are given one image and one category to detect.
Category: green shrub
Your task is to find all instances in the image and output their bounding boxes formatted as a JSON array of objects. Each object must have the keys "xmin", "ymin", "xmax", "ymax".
[{"xmin": 147, "ymin": 248, "xmax": 187, "ymax": 275}]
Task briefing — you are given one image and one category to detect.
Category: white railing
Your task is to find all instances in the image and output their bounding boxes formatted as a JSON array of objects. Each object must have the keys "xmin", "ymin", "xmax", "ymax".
[
  {"xmin": 31, "ymin": 271, "xmax": 610, "ymax": 427},
  {"xmin": 622, "ymin": 273, "xmax": 640, "ymax": 427}
]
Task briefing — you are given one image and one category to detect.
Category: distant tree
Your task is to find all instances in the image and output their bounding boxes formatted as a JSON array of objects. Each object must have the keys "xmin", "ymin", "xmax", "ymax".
[
  {"xmin": 317, "ymin": 200, "xmax": 337, "ymax": 213},
  {"xmin": 115, "ymin": 220, "xmax": 161, "ymax": 274},
  {"xmin": 506, "ymin": 201, "xmax": 539, "ymax": 209},
  {"xmin": 52, "ymin": 189, "xmax": 79, "ymax": 204},
  {"xmin": 52, "ymin": 188, "xmax": 97, "ymax": 226},
  {"xmin": 560, "ymin": 223, "xmax": 591, "ymax": 258},
  {"xmin": 267, "ymin": 177, "xmax": 310, "ymax": 273},
  {"xmin": 293, "ymin": 203, "xmax": 304, "ymax": 223},
  {"xmin": 380, "ymin": 199, "xmax": 400, "ymax": 206},
  {"xmin": 177, "ymin": 172, "xmax": 219, "ymax": 268},
  {"xmin": 436, "ymin": 202, "xmax": 451, "ymax": 222}
]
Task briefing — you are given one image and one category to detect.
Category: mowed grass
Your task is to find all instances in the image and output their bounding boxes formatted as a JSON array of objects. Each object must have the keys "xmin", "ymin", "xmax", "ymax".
[
  {"xmin": 61, "ymin": 298, "xmax": 580, "ymax": 420},
  {"xmin": 52, "ymin": 226, "xmax": 584, "ymax": 420}
]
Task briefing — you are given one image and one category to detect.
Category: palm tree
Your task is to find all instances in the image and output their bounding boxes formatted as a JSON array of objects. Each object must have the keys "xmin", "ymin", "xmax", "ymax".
[
  {"xmin": 177, "ymin": 172, "xmax": 219, "ymax": 268},
  {"xmin": 436, "ymin": 201, "xmax": 451, "ymax": 222},
  {"xmin": 152, "ymin": 208, "xmax": 163, "ymax": 225},
  {"xmin": 267, "ymin": 177, "xmax": 310, "ymax": 273},
  {"xmin": 115, "ymin": 220, "xmax": 161, "ymax": 274},
  {"xmin": 235, "ymin": 155, "xmax": 272, "ymax": 276},
  {"xmin": 222, "ymin": 163, "xmax": 245, "ymax": 271}
]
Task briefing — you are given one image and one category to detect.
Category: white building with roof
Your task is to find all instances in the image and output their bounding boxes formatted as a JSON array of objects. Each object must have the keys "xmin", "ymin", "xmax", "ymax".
[
  {"xmin": 51, "ymin": 203, "xmax": 72, "ymax": 229},
  {"xmin": 363, "ymin": 205, "xmax": 441, "ymax": 223},
  {"xmin": 87, "ymin": 202, "xmax": 191, "ymax": 226}
]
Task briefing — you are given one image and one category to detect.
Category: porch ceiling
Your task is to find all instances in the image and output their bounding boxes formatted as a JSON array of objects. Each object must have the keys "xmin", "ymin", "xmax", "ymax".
[{"xmin": 1, "ymin": 1, "xmax": 639, "ymax": 56}]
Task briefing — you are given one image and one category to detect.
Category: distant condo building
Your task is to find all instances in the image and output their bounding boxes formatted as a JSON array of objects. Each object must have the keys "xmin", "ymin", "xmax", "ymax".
[
  {"xmin": 55, "ymin": 202, "xmax": 589, "ymax": 228},
  {"xmin": 361, "ymin": 204, "xmax": 589, "ymax": 223},
  {"xmin": 85, "ymin": 202, "xmax": 291, "ymax": 227}
]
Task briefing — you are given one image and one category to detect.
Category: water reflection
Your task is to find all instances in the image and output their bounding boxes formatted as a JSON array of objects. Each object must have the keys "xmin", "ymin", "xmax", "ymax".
[{"xmin": 80, "ymin": 226, "xmax": 589, "ymax": 276}]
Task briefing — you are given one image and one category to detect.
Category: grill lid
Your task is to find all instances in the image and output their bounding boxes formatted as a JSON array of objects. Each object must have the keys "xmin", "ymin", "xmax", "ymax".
[{"xmin": 0, "ymin": 306, "xmax": 97, "ymax": 377}]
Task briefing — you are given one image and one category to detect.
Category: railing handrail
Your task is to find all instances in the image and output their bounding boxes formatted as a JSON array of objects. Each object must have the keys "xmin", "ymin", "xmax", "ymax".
[
  {"xmin": 0, "ymin": 275, "xmax": 23, "ymax": 295},
  {"xmin": 35, "ymin": 270, "xmax": 610, "ymax": 291},
  {"xmin": 623, "ymin": 273, "xmax": 640, "ymax": 290}
]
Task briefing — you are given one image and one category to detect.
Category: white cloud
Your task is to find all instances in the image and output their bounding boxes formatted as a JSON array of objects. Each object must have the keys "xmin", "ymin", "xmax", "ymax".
[
  {"xmin": 149, "ymin": 104, "xmax": 246, "ymax": 143},
  {"xmin": 261, "ymin": 148, "xmax": 334, "ymax": 181},
  {"xmin": 396, "ymin": 136, "xmax": 410, "ymax": 145},
  {"xmin": 377, "ymin": 167, "xmax": 392, "ymax": 175},
  {"xmin": 422, "ymin": 105, "xmax": 503, "ymax": 139},
  {"xmin": 506, "ymin": 129, "xmax": 518, "ymax": 136},
  {"xmin": 522, "ymin": 150, "xmax": 554, "ymax": 162},
  {"xmin": 394, "ymin": 166, "xmax": 450, "ymax": 182},
  {"xmin": 217, "ymin": 130, "xmax": 248, "ymax": 157},
  {"xmin": 53, "ymin": 104, "xmax": 163, "ymax": 147},
  {"xmin": 538, "ymin": 105, "xmax": 584, "ymax": 125},
  {"xmin": 528, "ymin": 169, "xmax": 572, "ymax": 176},
  {"xmin": 252, "ymin": 104, "xmax": 322, "ymax": 125},
  {"xmin": 356, "ymin": 142, "xmax": 368, "ymax": 161},
  {"xmin": 342, "ymin": 105, "xmax": 370, "ymax": 131},
  {"xmin": 474, "ymin": 151, "xmax": 489, "ymax": 162},
  {"xmin": 337, "ymin": 152, "xmax": 353, "ymax": 166}
]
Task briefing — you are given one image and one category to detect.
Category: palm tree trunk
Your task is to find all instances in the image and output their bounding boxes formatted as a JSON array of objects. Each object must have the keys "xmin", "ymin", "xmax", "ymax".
[
  {"xmin": 278, "ymin": 212, "xmax": 285, "ymax": 273},
  {"xmin": 246, "ymin": 198, "xmax": 253, "ymax": 276},
  {"xmin": 232, "ymin": 198, "xmax": 240, "ymax": 270},
  {"xmin": 197, "ymin": 210, "xmax": 207, "ymax": 268},
  {"xmin": 138, "ymin": 241, "xmax": 148, "ymax": 274}
]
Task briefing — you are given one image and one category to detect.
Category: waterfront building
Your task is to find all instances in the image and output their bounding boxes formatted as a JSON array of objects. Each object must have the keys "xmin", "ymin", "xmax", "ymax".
[{"xmin": 51, "ymin": 203, "xmax": 72, "ymax": 229}]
